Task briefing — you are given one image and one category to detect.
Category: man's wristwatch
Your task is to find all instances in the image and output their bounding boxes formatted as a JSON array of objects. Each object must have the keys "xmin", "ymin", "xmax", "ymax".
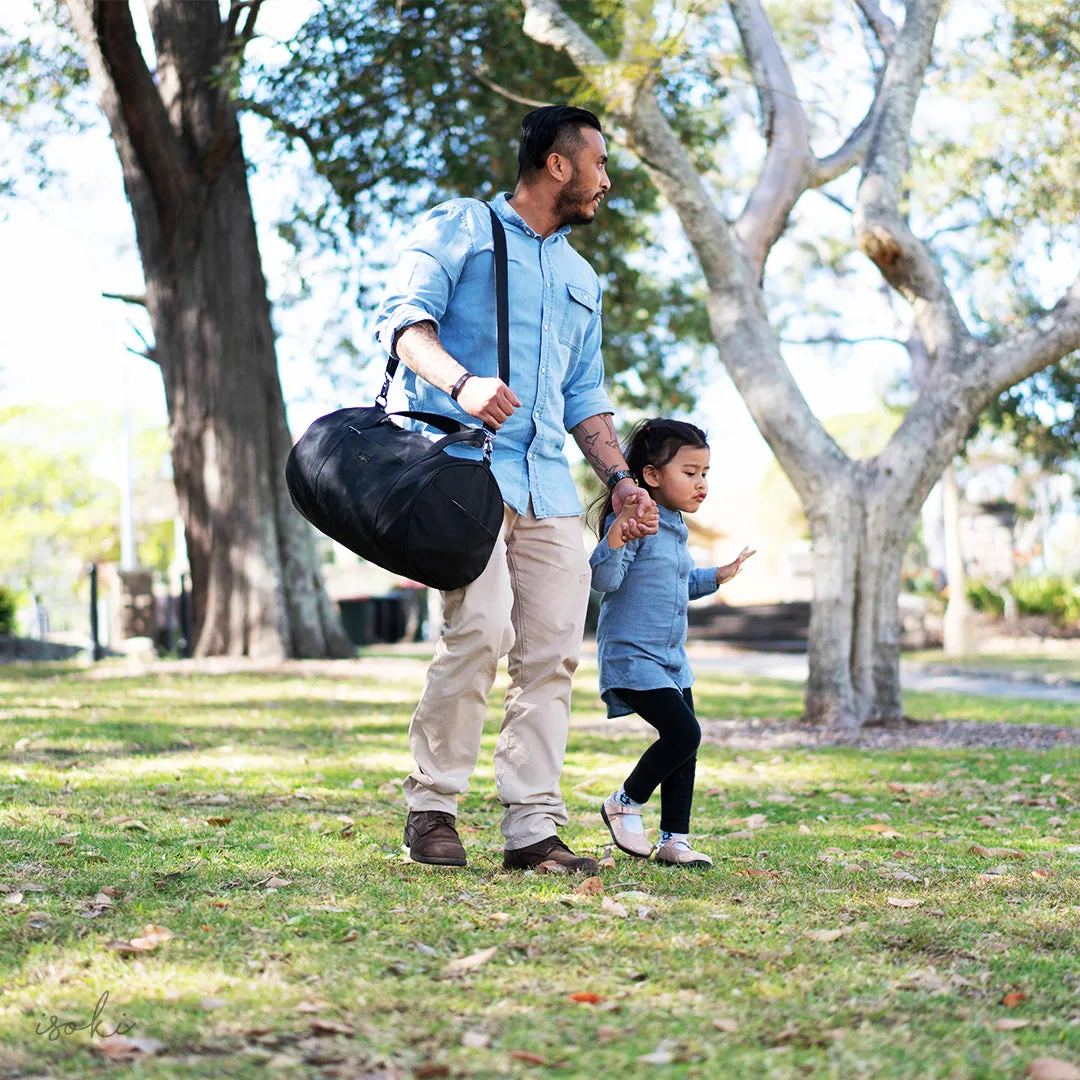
[
  {"xmin": 605, "ymin": 469, "xmax": 634, "ymax": 491},
  {"xmin": 450, "ymin": 373, "xmax": 474, "ymax": 401}
]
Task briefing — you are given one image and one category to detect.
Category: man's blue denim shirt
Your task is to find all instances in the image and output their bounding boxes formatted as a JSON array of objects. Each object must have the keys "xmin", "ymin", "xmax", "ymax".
[
  {"xmin": 590, "ymin": 506, "xmax": 719, "ymax": 718},
  {"xmin": 373, "ymin": 193, "xmax": 613, "ymax": 518}
]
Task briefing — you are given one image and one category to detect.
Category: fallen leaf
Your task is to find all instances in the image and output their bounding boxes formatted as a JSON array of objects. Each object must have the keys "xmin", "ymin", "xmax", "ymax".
[
  {"xmin": 827, "ymin": 791, "xmax": 855, "ymax": 804},
  {"xmin": 1031, "ymin": 869, "xmax": 1055, "ymax": 880},
  {"xmin": 569, "ymin": 991, "xmax": 604, "ymax": 1004},
  {"xmin": 599, "ymin": 856, "xmax": 616, "ymax": 871},
  {"xmin": 444, "ymin": 946, "xmax": 497, "ymax": 974},
  {"xmin": 864, "ymin": 823, "xmax": 902, "ymax": 837},
  {"xmin": 601, "ymin": 897, "xmax": 629, "ymax": 918},
  {"xmin": 969, "ymin": 844, "xmax": 993, "ymax": 857},
  {"xmin": 1003, "ymin": 991, "xmax": 1028, "ymax": 1008},
  {"xmin": 596, "ymin": 1026, "xmax": 620, "ymax": 1043},
  {"xmin": 461, "ymin": 1030, "xmax": 490, "ymax": 1049},
  {"xmin": 3, "ymin": 892, "xmax": 23, "ymax": 906},
  {"xmin": 713, "ymin": 1018, "xmax": 739, "ymax": 1033},
  {"xmin": 199, "ymin": 997, "xmax": 228, "ymax": 1011},
  {"xmin": 804, "ymin": 928, "xmax": 850, "ymax": 943},
  {"xmin": 93, "ymin": 1035, "xmax": 165, "ymax": 1061},
  {"xmin": 129, "ymin": 924, "xmax": 174, "ymax": 950},
  {"xmin": 638, "ymin": 1045, "xmax": 675, "ymax": 1065},
  {"xmin": 264, "ymin": 877, "xmax": 292, "ymax": 888},
  {"xmin": 994, "ymin": 1018, "xmax": 1031, "ymax": 1031},
  {"xmin": 886, "ymin": 782, "xmax": 907, "ymax": 793},
  {"xmin": 123, "ymin": 820, "xmax": 150, "ymax": 832},
  {"xmin": 723, "ymin": 830, "xmax": 754, "ymax": 840},
  {"xmin": 887, "ymin": 897, "xmax": 922, "ymax": 908},
  {"xmin": 1026, "ymin": 1059, "xmax": 1080, "ymax": 1080},
  {"xmin": 575, "ymin": 876, "xmax": 603, "ymax": 896},
  {"xmin": 206, "ymin": 816, "xmax": 231, "ymax": 827},
  {"xmin": 310, "ymin": 1019, "xmax": 355, "ymax": 1036},
  {"xmin": 92, "ymin": 892, "xmax": 114, "ymax": 908},
  {"xmin": 414, "ymin": 1066, "xmax": 451, "ymax": 1079},
  {"xmin": 535, "ymin": 860, "xmax": 567, "ymax": 875},
  {"xmin": 295, "ymin": 1000, "xmax": 331, "ymax": 1014},
  {"xmin": 509, "ymin": 1050, "xmax": 547, "ymax": 1064}
]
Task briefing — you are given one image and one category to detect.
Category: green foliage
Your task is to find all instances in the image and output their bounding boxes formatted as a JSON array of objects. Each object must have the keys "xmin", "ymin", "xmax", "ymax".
[
  {"xmin": 1010, "ymin": 574, "xmax": 1080, "ymax": 626},
  {"xmin": 0, "ymin": 0, "xmax": 90, "ymax": 202},
  {"xmin": 249, "ymin": 0, "xmax": 724, "ymax": 408},
  {"xmin": 0, "ymin": 584, "xmax": 16, "ymax": 634},
  {"xmin": 965, "ymin": 578, "xmax": 1006, "ymax": 617}
]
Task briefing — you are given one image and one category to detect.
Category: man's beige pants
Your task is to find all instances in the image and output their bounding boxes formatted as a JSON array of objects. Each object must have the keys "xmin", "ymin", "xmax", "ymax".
[{"xmin": 403, "ymin": 503, "xmax": 590, "ymax": 850}]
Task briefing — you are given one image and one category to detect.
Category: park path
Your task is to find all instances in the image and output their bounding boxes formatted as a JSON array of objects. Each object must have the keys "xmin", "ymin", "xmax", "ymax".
[{"xmin": 673, "ymin": 645, "xmax": 1080, "ymax": 703}]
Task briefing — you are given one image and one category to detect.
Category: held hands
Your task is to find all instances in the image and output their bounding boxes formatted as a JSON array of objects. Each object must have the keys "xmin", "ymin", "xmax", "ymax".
[
  {"xmin": 456, "ymin": 376, "xmax": 521, "ymax": 431},
  {"xmin": 606, "ymin": 487, "xmax": 660, "ymax": 550},
  {"xmin": 716, "ymin": 545, "xmax": 756, "ymax": 585}
]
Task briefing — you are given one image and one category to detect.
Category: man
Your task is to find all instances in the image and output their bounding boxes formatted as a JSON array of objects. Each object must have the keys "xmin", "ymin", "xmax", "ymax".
[{"xmin": 374, "ymin": 105, "xmax": 657, "ymax": 873}]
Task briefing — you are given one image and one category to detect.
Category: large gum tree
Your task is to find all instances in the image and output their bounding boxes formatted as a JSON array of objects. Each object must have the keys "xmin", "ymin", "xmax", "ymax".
[
  {"xmin": 519, "ymin": 0, "xmax": 1080, "ymax": 726},
  {"xmin": 62, "ymin": 0, "xmax": 350, "ymax": 659}
]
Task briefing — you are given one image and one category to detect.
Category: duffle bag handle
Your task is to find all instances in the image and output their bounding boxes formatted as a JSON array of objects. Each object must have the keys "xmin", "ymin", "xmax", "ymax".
[{"xmin": 376, "ymin": 202, "xmax": 510, "ymax": 437}]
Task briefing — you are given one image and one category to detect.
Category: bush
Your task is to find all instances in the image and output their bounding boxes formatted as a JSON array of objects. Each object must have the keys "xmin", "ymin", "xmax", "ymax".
[
  {"xmin": 0, "ymin": 585, "xmax": 16, "ymax": 635},
  {"xmin": 966, "ymin": 578, "xmax": 1005, "ymax": 617},
  {"xmin": 1009, "ymin": 575, "xmax": 1080, "ymax": 627}
]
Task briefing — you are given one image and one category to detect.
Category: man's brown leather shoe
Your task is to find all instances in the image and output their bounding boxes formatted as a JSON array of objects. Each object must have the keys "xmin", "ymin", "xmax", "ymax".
[
  {"xmin": 502, "ymin": 835, "xmax": 599, "ymax": 873},
  {"xmin": 403, "ymin": 811, "xmax": 467, "ymax": 866}
]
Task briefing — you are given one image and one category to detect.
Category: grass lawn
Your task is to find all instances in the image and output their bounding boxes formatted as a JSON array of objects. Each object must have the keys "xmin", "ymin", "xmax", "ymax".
[
  {"xmin": 2, "ymin": 657, "xmax": 1079, "ymax": 1079},
  {"xmin": 904, "ymin": 652, "xmax": 1080, "ymax": 681}
]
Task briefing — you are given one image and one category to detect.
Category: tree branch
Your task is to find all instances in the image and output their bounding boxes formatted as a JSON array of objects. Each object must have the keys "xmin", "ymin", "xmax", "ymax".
[
  {"xmin": 853, "ymin": 0, "xmax": 969, "ymax": 366},
  {"xmin": 854, "ymin": 0, "xmax": 898, "ymax": 52},
  {"xmin": 102, "ymin": 291, "xmax": 147, "ymax": 307},
  {"xmin": 236, "ymin": 97, "xmax": 321, "ymax": 161},
  {"xmin": 782, "ymin": 333, "xmax": 906, "ymax": 348},
  {"xmin": 458, "ymin": 60, "xmax": 553, "ymax": 110},
  {"xmin": 67, "ymin": 0, "xmax": 193, "ymax": 233},
  {"xmin": 729, "ymin": 0, "xmax": 814, "ymax": 281}
]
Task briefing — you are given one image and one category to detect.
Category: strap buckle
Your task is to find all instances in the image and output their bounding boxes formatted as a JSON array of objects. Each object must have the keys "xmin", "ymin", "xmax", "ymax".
[
  {"xmin": 482, "ymin": 428, "xmax": 495, "ymax": 463},
  {"xmin": 375, "ymin": 369, "xmax": 393, "ymax": 410}
]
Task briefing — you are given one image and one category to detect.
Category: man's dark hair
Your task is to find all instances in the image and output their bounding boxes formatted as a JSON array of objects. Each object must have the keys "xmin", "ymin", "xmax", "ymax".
[{"xmin": 517, "ymin": 105, "xmax": 602, "ymax": 179}]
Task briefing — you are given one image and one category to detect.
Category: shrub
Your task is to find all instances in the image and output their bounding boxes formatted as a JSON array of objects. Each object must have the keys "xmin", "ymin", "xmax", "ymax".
[
  {"xmin": 966, "ymin": 578, "xmax": 1005, "ymax": 617},
  {"xmin": 0, "ymin": 585, "xmax": 16, "ymax": 635},
  {"xmin": 1009, "ymin": 575, "xmax": 1080, "ymax": 627}
]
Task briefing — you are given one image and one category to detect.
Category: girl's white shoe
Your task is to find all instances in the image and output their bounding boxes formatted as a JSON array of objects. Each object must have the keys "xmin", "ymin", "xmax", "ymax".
[
  {"xmin": 600, "ymin": 794, "xmax": 654, "ymax": 858},
  {"xmin": 654, "ymin": 837, "xmax": 713, "ymax": 868}
]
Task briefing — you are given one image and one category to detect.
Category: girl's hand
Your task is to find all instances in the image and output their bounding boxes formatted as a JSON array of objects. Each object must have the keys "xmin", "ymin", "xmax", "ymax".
[
  {"xmin": 716, "ymin": 545, "xmax": 756, "ymax": 585},
  {"xmin": 606, "ymin": 492, "xmax": 653, "ymax": 550}
]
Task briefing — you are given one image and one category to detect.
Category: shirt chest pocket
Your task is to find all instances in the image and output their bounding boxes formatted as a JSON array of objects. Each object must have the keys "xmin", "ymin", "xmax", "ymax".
[{"xmin": 558, "ymin": 282, "xmax": 598, "ymax": 352}]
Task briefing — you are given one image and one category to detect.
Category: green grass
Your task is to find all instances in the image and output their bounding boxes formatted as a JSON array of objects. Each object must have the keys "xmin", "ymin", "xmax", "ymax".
[
  {"xmin": 904, "ymin": 651, "xmax": 1080, "ymax": 680},
  {"xmin": 1, "ymin": 658, "xmax": 1079, "ymax": 1078}
]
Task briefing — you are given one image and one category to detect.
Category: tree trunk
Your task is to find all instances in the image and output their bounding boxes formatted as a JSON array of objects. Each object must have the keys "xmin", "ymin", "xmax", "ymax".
[{"xmin": 65, "ymin": 0, "xmax": 351, "ymax": 659}]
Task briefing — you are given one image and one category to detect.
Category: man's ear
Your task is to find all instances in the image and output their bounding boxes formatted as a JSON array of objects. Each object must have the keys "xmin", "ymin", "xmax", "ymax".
[{"xmin": 546, "ymin": 151, "xmax": 571, "ymax": 183}]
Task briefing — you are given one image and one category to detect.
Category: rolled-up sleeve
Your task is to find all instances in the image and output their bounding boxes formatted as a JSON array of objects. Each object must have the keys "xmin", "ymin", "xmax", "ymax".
[
  {"xmin": 563, "ymin": 288, "xmax": 613, "ymax": 431},
  {"xmin": 590, "ymin": 533, "xmax": 640, "ymax": 593},
  {"xmin": 374, "ymin": 202, "xmax": 475, "ymax": 352},
  {"xmin": 689, "ymin": 567, "xmax": 719, "ymax": 600}
]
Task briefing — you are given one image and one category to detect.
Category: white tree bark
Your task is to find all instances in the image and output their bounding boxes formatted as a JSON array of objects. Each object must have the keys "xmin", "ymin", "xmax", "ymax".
[{"xmin": 522, "ymin": 0, "xmax": 1080, "ymax": 726}]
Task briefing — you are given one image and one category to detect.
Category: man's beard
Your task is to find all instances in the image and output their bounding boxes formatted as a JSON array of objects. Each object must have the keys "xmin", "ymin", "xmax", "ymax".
[{"xmin": 553, "ymin": 175, "xmax": 600, "ymax": 228}]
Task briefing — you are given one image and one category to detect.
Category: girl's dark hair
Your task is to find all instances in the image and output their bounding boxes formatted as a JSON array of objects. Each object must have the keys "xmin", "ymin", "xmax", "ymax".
[
  {"xmin": 588, "ymin": 418, "xmax": 709, "ymax": 536},
  {"xmin": 517, "ymin": 105, "xmax": 602, "ymax": 179}
]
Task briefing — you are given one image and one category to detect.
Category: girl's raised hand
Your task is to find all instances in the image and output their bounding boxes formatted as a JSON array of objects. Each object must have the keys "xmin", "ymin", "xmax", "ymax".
[{"xmin": 716, "ymin": 545, "xmax": 756, "ymax": 585}]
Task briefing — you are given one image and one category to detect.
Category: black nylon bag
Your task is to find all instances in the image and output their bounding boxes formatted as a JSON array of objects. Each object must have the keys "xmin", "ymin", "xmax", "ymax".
[{"xmin": 284, "ymin": 203, "xmax": 510, "ymax": 591}]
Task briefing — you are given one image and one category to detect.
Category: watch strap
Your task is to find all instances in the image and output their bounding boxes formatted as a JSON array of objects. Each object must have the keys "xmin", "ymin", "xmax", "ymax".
[{"xmin": 606, "ymin": 469, "xmax": 634, "ymax": 491}]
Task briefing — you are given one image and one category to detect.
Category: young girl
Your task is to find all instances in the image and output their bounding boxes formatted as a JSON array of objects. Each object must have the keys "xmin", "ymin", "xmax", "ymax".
[{"xmin": 589, "ymin": 419, "xmax": 754, "ymax": 867}]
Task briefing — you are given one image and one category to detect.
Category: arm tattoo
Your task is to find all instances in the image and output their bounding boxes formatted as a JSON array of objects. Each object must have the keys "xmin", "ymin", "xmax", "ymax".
[
  {"xmin": 394, "ymin": 321, "xmax": 467, "ymax": 394},
  {"xmin": 572, "ymin": 413, "xmax": 628, "ymax": 484}
]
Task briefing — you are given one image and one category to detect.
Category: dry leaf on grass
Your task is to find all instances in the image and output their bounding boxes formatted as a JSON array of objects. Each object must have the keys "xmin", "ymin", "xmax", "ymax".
[
  {"xmin": 601, "ymin": 897, "xmax": 629, "ymax": 918},
  {"xmin": 638, "ymin": 1044, "xmax": 675, "ymax": 1065},
  {"xmin": 1002, "ymin": 991, "xmax": 1028, "ymax": 1008},
  {"xmin": 713, "ymin": 1018, "xmax": 739, "ymax": 1033},
  {"xmin": 887, "ymin": 897, "xmax": 922, "ymax": 908},
  {"xmin": 461, "ymin": 1030, "xmax": 490, "ymax": 1049},
  {"xmin": 310, "ymin": 1019, "xmax": 355, "ymax": 1036},
  {"xmin": 535, "ymin": 860, "xmax": 567, "ymax": 875},
  {"xmin": 575, "ymin": 876, "xmax": 603, "ymax": 896},
  {"xmin": 444, "ymin": 946, "xmax": 497, "ymax": 974},
  {"xmin": 569, "ymin": 991, "xmax": 604, "ymax": 1004},
  {"xmin": 724, "ymin": 830, "xmax": 754, "ymax": 841},
  {"xmin": 206, "ymin": 816, "xmax": 231, "ymax": 827},
  {"xmin": 994, "ymin": 1018, "xmax": 1032, "ymax": 1031},
  {"xmin": 863, "ymin": 824, "xmax": 903, "ymax": 838},
  {"xmin": 263, "ymin": 877, "xmax": 292, "ymax": 888},
  {"xmin": 1031, "ymin": 869, "xmax": 1055, "ymax": 880},
  {"xmin": 599, "ymin": 856, "xmax": 616, "ymax": 871},
  {"xmin": 295, "ymin": 1000, "xmax": 331, "ymax": 1014},
  {"xmin": 1026, "ymin": 1059, "xmax": 1080, "ymax": 1080},
  {"xmin": 93, "ymin": 1035, "xmax": 165, "ymax": 1060},
  {"xmin": 509, "ymin": 1050, "xmax": 547, "ymax": 1064},
  {"xmin": 804, "ymin": 928, "xmax": 851, "ymax": 943},
  {"xmin": 3, "ymin": 892, "xmax": 23, "ymax": 906}
]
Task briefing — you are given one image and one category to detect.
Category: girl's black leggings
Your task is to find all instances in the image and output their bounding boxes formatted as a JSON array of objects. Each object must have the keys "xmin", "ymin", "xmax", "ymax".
[{"xmin": 613, "ymin": 685, "xmax": 701, "ymax": 834}]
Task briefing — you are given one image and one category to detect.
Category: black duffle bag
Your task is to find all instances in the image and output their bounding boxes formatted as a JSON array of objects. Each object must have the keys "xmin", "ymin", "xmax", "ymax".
[{"xmin": 284, "ymin": 202, "xmax": 510, "ymax": 591}]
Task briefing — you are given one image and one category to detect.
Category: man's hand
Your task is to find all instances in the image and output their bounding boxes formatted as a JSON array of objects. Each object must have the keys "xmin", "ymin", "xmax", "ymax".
[
  {"xmin": 456, "ymin": 377, "xmax": 521, "ymax": 430},
  {"xmin": 612, "ymin": 479, "xmax": 658, "ymax": 538},
  {"xmin": 717, "ymin": 545, "xmax": 756, "ymax": 585}
]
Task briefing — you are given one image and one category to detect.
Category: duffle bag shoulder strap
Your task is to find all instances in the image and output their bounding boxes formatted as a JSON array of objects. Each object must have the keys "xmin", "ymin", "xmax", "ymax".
[{"xmin": 377, "ymin": 200, "xmax": 510, "ymax": 412}]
